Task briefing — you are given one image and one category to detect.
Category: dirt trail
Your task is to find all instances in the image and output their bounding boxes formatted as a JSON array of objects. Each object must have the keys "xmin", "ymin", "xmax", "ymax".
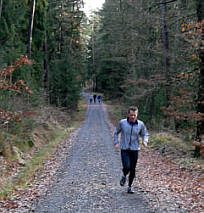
[{"xmin": 33, "ymin": 94, "xmax": 156, "ymax": 213}]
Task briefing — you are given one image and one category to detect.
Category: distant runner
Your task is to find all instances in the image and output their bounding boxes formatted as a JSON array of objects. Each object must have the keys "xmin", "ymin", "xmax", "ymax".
[
  {"xmin": 93, "ymin": 94, "xmax": 97, "ymax": 103},
  {"xmin": 97, "ymin": 95, "xmax": 101, "ymax": 103}
]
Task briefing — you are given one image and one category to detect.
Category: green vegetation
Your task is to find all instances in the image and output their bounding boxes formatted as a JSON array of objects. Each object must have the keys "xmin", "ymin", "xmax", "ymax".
[
  {"xmin": 0, "ymin": 0, "xmax": 87, "ymax": 199},
  {"xmin": 0, "ymin": 98, "xmax": 87, "ymax": 200}
]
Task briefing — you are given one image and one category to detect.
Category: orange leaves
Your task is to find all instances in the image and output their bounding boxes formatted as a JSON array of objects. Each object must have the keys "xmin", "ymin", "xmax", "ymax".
[
  {"xmin": 0, "ymin": 110, "xmax": 34, "ymax": 125},
  {"xmin": 0, "ymin": 56, "xmax": 33, "ymax": 125},
  {"xmin": 0, "ymin": 80, "xmax": 32, "ymax": 94},
  {"xmin": 181, "ymin": 20, "xmax": 204, "ymax": 35},
  {"xmin": 0, "ymin": 110, "xmax": 22, "ymax": 123},
  {"xmin": 192, "ymin": 140, "xmax": 204, "ymax": 157},
  {"xmin": 192, "ymin": 141, "xmax": 200, "ymax": 147},
  {"xmin": 177, "ymin": 70, "xmax": 199, "ymax": 80},
  {"xmin": 0, "ymin": 66, "xmax": 15, "ymax": 78},
  {"xmin": 181, "ymin": 27, "xmax": 185, "ymax": 32},
  {"xmin": 197, "ymin": 178, "xmax": 204, "ymax": 184},
  {"xmin": 62, "ymin": 12, "xmax": 70, "ymax": 17},
  {"xmin": 15, "ymin": 80, "xmax": 33, "ymax": 95},
  {"xmin": 0, "ymin": 56, "xmax": 33, "ymax": 79},
  {"xmin": 200, "ymin": 146, "xmax": 204, "ymax": 156},
  {"xmin": 0, "ymin": 56, "xmax": 33, "ymax": 94},
  {"xmin": 180, "ymin": 20, "xmax": 203, "ymax": 68},
  {"xmin": 160, "ymin": 85, "xmax": 203, "ymax": 131},
  {"xmin": 12, "ymin": 55, "xmax": 33, "ymax": 67},
  {"xmin": 191, "ymin": 54, "xmax": 197, "ymax": 60}
]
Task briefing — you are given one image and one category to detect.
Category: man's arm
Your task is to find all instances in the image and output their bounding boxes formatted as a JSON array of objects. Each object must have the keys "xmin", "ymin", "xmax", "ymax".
[
  {"xmin": 140, "ymin": 123, "xmax": 148, "ymax": 147},
  {"xmin": 114, "ymin": 121, "xmax": 122, "ymax": 149}
]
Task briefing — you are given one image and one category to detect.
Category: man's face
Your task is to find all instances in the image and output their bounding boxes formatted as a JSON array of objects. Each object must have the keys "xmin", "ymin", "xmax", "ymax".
[{"xmin": 128, "ymin": 110, "xmax": 138, "ymax": 122}]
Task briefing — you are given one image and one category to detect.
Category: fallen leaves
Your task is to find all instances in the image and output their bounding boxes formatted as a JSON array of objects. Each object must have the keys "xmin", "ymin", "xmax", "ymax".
[
  {"xmin": 136, "ymin": 148, "xmax": 204, "ymax": 213},
  {"xmin": 1, "ymin": 200, "xmax": 18, "ymax": 209},
  {"xmin": 0, "ymin": 130, "xmax": 79, "ymax": 213},
  {"xmin": 106, "ymin": 104, "xmax": 204, "ymax": 212}
]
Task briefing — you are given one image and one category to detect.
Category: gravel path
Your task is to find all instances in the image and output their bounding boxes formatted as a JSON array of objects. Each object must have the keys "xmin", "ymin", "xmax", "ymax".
[{"xmin": 33, "ymin": 95, "xmax": 157, "ymax": 213}]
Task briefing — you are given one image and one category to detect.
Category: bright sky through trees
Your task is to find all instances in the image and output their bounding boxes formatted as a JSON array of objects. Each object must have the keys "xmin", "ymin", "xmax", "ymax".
[{"xmin": 83, "ymin": 0, "xmax": 105, "ymax": 16}]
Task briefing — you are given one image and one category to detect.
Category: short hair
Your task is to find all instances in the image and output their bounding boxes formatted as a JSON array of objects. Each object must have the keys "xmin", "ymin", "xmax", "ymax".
[{"xmin": 128, "ymin": 106, "xmax": 138, "ymax": 113}]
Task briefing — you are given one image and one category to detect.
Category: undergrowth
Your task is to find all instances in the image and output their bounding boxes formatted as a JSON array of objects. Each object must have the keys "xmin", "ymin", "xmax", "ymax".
[{"xmin": 0, "ymin": 98, "xmax": 87, "ymax": 200}]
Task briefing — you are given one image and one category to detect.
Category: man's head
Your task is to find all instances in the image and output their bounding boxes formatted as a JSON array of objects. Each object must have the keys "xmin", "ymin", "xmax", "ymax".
[{"xmin": 127, "ymin": 106, "xmax": 138, "ymax": 123}]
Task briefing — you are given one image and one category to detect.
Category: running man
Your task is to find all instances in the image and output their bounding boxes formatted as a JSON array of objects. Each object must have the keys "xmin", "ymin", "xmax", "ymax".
[{"xmin": 114, "ymin": 106, "xmax": 148, "ymax": 193}]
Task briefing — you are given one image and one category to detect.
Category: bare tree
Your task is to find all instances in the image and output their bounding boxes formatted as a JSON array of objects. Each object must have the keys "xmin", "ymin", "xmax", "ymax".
[
  {"xmin": 161, "ymin": 0, "xmax": 170, "ymax": 107},
  {"xmin": 27, "ymin": 0, "xmax": 36, "ymax": 58}
]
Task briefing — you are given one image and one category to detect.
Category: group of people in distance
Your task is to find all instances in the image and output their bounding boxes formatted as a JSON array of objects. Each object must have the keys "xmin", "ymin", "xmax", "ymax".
[{"xmin": 90, "ymin": 94, "xmax": 101, "ymax": 104}]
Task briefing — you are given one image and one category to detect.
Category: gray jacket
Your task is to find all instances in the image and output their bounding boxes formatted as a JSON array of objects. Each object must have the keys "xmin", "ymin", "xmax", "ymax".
[{"xmin": 114, "ymin": 118, "xmax": 148, "ymax": 150}]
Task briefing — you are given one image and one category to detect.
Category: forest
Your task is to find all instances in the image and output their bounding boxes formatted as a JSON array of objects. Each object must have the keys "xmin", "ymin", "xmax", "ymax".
[
  {"xmin": 87, "ymin": 0, "xmax": 204, "ymax": 156},
  {"xmin": 0, "ymin": 0, "xmax": 203, "ymax": 211},
  {"xmin": 0, "ymin": 0, "xmax": 203, "ymax": 153}
]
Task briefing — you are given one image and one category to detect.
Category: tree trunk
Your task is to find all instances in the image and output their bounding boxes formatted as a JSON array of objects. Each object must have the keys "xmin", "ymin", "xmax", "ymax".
[
  {"xmin": 43, "ymin": 30, "xmax": 48, "ymax": 90},
  {"xmin": 150, "ymin": 90, "xmax": 155, "ymax": 125},
  {"xmin": 27, "ymin": 0, "xmax": 36, "ymax": 59},
  {"xmin": 0, "ymin": 0, "xmax": 3, "ymax": 24},
  {"xmin": 92, "ymin": 23, "xmax": 96, "ymax": 92},
  {"xmin": 58, "ymin": 3, "xmax": 62, "ymax": 54},
  {"xmin": 195, "ymin": 0, "xmax": 204, "ymax": 157},
  {"xmin": 161, "ymin": 0, "xmax": 170, "ymax": 107}
]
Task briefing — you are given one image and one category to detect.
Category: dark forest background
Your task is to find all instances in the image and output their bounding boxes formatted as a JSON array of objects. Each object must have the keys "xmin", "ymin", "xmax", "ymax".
[{"xmin": 0, "ymin": 0, "xmax": 203, "ymax": 156}]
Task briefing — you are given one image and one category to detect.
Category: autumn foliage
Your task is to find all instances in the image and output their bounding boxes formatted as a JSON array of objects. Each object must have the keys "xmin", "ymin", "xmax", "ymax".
[
  {"xmin": 160, "ymin": 19, "xmax": 204, "ymax": 156},
  {"xmin": 0, "ymin": 56, "xmax": 33, "ymax": 125}
]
